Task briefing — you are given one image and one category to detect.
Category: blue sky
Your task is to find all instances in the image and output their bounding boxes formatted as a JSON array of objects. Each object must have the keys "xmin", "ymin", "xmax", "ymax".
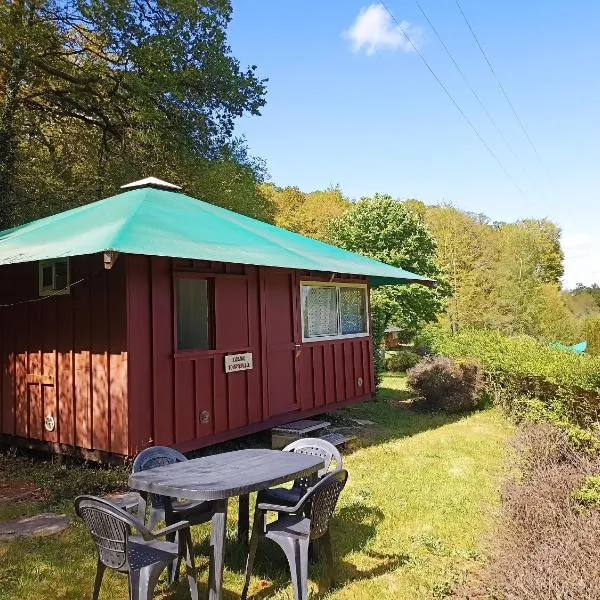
[{"xmin": 228, "ymin": 1, "xmax": 600, "ymax": 288}]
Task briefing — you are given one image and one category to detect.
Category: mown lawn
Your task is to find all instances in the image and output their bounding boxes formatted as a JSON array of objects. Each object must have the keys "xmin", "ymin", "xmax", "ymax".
[{"xmin": 0, "ymin": 374, "xmax": 512, "ymax": 600}]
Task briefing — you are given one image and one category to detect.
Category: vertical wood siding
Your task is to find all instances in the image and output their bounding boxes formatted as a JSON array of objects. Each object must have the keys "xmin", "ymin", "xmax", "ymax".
[
  {"xmin": 0, "ymin": 255, "xmax": 128, "ymax": 454},
  {"xmin": 127, "ymin": 257, "xmax": 374, "ymax": 455},
  {"xmin": 0, "ymin": 252, "xmax": 374, "ymax": 457}
]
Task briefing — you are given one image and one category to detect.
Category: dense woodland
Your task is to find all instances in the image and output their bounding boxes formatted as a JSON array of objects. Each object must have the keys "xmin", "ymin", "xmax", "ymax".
[{"xmin": 2, "ymin": 0, "xmax": 598, "ymax": 353}]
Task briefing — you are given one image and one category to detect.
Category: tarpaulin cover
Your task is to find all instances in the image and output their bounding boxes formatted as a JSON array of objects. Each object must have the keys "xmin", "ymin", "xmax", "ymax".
[{"xmin": 0, "ymin": 185, "xmax": 434, "ymax": 287}]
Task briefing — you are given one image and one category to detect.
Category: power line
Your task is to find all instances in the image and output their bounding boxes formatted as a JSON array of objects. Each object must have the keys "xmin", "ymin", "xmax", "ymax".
[
  {"xmin": 453, "ymin": 0, "xmax": 549, "ymax": 177},
  {"xmin": 0, "ymin": 268, "xmax": 102, "ymax": 307},
  {"xmin": 414, "ymin": 0, "xmax": 533, "ymax": 185},
  {"xmin": 379, "ymin": 1, "xmax": 524, "ymax": 195}
]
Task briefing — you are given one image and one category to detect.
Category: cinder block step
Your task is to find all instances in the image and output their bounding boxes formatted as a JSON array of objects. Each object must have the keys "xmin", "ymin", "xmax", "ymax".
[
  {"xmin": 271, "ymin": 419, "xmax": 331, "ymax": 449},
  {"xmin": 319, "ymin": 432, "xmax": 356, "ymax": 447}
]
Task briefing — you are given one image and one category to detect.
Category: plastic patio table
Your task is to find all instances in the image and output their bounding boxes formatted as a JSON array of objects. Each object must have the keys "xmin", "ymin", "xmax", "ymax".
[{"xmin": 128, "ymin": 448, "xmax": 324, "ymax": 600}]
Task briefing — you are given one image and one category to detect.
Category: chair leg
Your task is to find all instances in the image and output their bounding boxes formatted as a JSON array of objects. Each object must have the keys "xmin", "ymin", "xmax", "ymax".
[
  {"xmin": 242, "ymin": 508, "xmax": 264, "ymax": 600},
  {"xmin": 321, "ymin": 530, "xmax": 335, "ymax": 588},
  {"xmin": 181, "ymin": 527, "xmax": 199, "ymax": 600},
  {"xmin": 275, "ymin": 536, "xmax": 309, "ymax": 600},
  {"xmin": 92, "ymin": 559, "xmax": 106, "ymax": 600},
  {"xmin": 128, "ymin": 569, "xmax": 141, "ymax": 600},
  {"xmin": 138, "ymin": 563, "xmax": 165, "ymax": 600}
]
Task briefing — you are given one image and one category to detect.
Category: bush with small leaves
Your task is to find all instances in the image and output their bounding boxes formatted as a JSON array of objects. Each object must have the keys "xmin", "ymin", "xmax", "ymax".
[
  {"xmin": 573, "ymin": 475, "xmax": 600, "ymax": 509},
  {"xmin": 406, "ymin": 356, "xmax": 483, "ymax": 413},
  {"xmin": 385, "ymin": 350, "xmax": 421, "ymax": 372}
]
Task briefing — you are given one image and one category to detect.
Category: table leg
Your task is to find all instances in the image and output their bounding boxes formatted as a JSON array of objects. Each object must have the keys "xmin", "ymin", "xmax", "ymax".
[
  {"xmin": 163, "ymin": 497, "xmax": 180, "ymax": 584},
  {"xmin": 237, "ymin": 493, "xmax": 250, "ymax": 546},
  {"xmin": 208, "ymin": 498, "xmax": 228, "ymax": 600}
]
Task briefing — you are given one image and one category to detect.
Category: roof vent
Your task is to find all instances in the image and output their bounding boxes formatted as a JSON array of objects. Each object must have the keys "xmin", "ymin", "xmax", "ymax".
[{"xmin": 120, "ymin": 177, "xmax": 182, "ymax": 191}]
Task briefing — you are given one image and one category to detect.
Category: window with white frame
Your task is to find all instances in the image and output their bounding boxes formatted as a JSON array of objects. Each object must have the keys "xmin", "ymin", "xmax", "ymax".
[{"xmin": 301, "ymin": 282, "xmax": 368, "ymax": 341}]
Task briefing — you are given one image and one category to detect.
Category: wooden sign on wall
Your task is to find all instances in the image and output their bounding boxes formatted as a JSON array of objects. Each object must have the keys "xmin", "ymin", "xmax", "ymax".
[{"xmin": 224, "ymin": 352, "xmax": 253, "ymax": 373}]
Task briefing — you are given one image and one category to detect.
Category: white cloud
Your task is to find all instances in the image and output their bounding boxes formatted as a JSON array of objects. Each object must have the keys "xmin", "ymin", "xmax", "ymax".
[
  {"xmin": 562, "ymin": 232, "xmax": 600, "ymax": 289},
  {"xmin": 343, "ymin": 4, "xmax": 422, "ymax": 56}
]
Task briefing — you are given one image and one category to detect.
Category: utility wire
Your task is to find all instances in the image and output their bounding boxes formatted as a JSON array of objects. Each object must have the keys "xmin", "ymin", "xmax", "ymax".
[
  {"xmin": 454, "ymin": 0, "xmax": 549, "ymax": 177},
  {"xmin": 379, "ymin": 1, "xmax": 524, "ymax": 195},
  {"xmin": 414, "ymin": 0, "xmax": 533, "ymax": 185},
  {"xmin": 0, "ymin": 268, "xmax": 103, "ymax": 307}
]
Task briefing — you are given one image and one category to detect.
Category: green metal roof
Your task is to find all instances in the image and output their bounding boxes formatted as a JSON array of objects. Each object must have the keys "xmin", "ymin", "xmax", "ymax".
[{"xmin": 0, "ymin": 180, "xmax": 434, "ymax": 287}]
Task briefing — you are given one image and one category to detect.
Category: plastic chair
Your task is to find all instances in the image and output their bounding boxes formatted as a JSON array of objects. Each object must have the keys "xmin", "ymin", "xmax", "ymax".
[
  {"xmin": 242, "ymin": 469, "xmax": 348, "ymax": 600},
  {"xmin": 132, "ymin": 446, "xmax": 216, "ymax": 582},
  {"xmin": 74, "ymin": 495, "xmax": 198, "ymax": 600},
  {"xmin": 257, "ymin": 438, "xmax": 343, "ymax": 509},
  {"xmin": 132, "ymin": 446, "xmax": 215, "ymax": 529}
]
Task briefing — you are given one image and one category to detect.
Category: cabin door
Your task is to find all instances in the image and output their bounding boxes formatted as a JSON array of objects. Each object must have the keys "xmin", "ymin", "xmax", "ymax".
[{"xmin": 262, "ymin": 269, "xmax": 300, "ymax": 417}]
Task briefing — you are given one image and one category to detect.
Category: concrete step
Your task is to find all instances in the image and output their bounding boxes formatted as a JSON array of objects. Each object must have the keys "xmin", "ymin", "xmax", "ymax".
[{"xmin": 271, "ymin": 419, "xmax": 331, "ymax": 449}]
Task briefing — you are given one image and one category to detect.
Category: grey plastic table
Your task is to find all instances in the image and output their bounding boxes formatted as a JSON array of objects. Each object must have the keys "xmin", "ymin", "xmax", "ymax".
[{"xmin": 128, "ymin": 448, "xmax": 324, "ymax": 600}]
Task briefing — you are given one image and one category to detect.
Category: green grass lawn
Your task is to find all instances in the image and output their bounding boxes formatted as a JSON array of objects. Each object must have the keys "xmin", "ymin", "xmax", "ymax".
[{"xmin": 0, "ymin": 374, "xmax": 512, "ymax": 599}]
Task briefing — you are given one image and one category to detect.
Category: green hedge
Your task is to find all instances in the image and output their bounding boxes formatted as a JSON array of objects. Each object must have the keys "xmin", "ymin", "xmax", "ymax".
[{"xmin": 417, "ymin": 327, "xmax": 600, "ymax": 430}]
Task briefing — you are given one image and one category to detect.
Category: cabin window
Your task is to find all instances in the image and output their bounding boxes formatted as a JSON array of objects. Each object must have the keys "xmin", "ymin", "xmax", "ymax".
[
  {"xmin": 301, "ymin": 282, "xmax": 369, "ymax": 341},
  {"xmin": 340, "ymin": 286, "xmax": 368, "ymax": 335},
  {"xmin": 39, "ymin": 258, "xmax": 70, "ymax": 296},
  {"xmin": 176, "ymin": 278, "xmax": 212, "ymax": 351}
]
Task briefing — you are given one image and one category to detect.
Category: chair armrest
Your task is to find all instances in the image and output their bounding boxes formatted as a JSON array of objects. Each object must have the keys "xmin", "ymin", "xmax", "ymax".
[
  {"xmin": 259, "ymin": 471, "xmax": 346, "ymax": 515},
  {"xmin": 256, "ymin": 502, "xmax": 298, "ymax": 514},
  {"xmin": 152, "ymin": 520, "xmax": 191, "ymax": 538}
]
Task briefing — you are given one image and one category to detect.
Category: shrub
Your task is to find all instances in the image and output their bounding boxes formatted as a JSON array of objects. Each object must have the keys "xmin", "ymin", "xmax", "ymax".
[
  {"xmin": 406, "ymin": 356, "xmax": 482, "ymax": 413},
  {"xmin": 458, "ymin": 424, "xmax": 600, "ymax": 599},
  {"xmin": 384, "ymin": 350, "xmax": 420, "ymax": 372},
  {"xmin": 573, "ymin": 475, "xmax": 600, "ymax": 509},
  {"xmin": 418, "ymin": 326, "xmax": 600, "ymax": 428}
]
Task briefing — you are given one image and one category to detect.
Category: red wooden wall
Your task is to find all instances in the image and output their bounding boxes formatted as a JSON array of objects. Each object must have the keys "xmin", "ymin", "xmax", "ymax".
[
  {"xmin": 126, "ymin": 256, "xmax": 374, "ymax": 455},
  {"xmin": 0, "ymin": 255, "xmax": 128, "ymax": 454},
  {"xmin": 0, "ymin": 252, "xmax": 374, "ymax": 457}
]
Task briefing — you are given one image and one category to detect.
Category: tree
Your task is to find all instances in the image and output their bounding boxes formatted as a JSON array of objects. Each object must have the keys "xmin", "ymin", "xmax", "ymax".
[
  {"xmin": 262, "ymin": 184, "xmax": 350, "ymax": 240},
  {"xmin": 487, "ymin": 220, "xmax": 565, "ymax": 336},
  {"xmin": 1, "ymin": 0, "xmax": 267, "ymax": 227},
  {"xmin": 415, "ymin": 204, "xmax": 497, "ymax": 333},
  {"xmin": 326, "ymin": 195, "xmax": 449, "ymax": 359}
]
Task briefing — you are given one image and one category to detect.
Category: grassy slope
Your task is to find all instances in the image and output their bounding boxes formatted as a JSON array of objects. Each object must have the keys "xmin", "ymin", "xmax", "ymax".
[{"xmin": 0, "ymin": 374, "xmax": 512, "ymax": 600}]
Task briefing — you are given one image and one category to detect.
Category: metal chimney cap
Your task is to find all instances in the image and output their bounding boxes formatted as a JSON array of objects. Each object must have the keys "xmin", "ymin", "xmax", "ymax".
[{"xmin": 120, "ymin": 177, "xmax": 182, "ymax": 191}]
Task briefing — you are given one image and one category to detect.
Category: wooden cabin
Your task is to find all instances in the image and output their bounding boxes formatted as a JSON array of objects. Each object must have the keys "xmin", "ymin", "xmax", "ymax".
[{"xmin": 0, "ymin": 178, "xmax": 432, "ymax": 459}]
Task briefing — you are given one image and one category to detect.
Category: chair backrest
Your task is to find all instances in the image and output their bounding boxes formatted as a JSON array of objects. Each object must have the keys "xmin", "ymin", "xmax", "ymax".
[
  {"xmin": 75, "ymin": 495, "xmax": 137, "ymax": 571},
  {"xmin": 284, "ymin": 438, "xmax": 343, "ymax": 478},
  {"xmin": 306, "ymin": 469, "xmax": 348, "ymax": 540},
  {"xmin": 132, "ymin": 446, "xmax": 188, "ymax": 510}
]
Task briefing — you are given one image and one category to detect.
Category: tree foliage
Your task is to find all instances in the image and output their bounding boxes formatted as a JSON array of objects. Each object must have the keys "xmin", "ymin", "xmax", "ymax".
[
  {"xmin": 326, "ymin": 195, "xmax": 449, "ymax": 340},
  {"xmin": 261, "ymin": 183, "xmax": 350, "ymax": 240},
  {"xmin": 408, "ymin": 202, "xmax": 574, "ymax": 342},
  {"xmin": 0, "ymin": 0, "xmax": 270, "ymax": 227}
]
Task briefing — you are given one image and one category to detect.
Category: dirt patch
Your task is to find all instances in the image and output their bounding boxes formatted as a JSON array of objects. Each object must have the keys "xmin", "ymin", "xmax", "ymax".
[{"xmin": 0, "ymin": 475, "xmax": 46, "ymax": 505}]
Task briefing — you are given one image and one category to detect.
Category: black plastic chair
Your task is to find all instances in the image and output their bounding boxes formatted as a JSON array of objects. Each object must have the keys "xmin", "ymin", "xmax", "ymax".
[
  {"xmin": 74, "ymin": 495, "xmax": 198, "ymax": 600},
  {"xmin": 132, "ymin": 446, "xmax": 216, "ymax": 529},
  {"xmin": 257, "ymin": 438, "xmax": 343, "ymax": 509},
  {"xmin": 242, "ymin": 469, "xmax": 348, "ymax": 600},
  {"xmin": 132, "ymin": 446, "xmax": 216, "ymax": 582}
]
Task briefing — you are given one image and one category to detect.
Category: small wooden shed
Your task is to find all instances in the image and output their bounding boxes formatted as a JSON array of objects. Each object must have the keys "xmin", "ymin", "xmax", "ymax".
[{"xmin": 0, "ymin": 178, "xmax": 432, "ymax": 459}]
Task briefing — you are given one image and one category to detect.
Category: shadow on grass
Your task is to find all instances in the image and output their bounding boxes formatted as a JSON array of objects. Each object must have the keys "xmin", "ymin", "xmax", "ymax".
[
  {"xmin": 332, "ymin": 381, "xmax": 468, "ymax": 456},
  {"xmin": 179, "ymin": 501, "xmax": 410, "ymax": 599}
]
